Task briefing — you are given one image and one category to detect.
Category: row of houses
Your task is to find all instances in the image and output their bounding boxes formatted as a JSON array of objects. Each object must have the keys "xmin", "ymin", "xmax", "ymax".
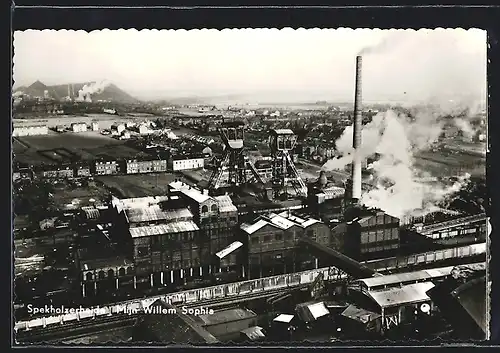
[
  {"xmin": 15, "ymin": 156, "xmax": 206, "ymax": 181},
  {"xmin": 13, "ymin": 124, "xmax": 49, "ymax": 137}
]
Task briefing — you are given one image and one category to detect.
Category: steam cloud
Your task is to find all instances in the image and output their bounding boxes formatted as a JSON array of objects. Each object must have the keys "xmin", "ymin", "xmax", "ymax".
[
  {"xmin": 322, "ymin": 109, "xmax": 474, "ymax": 218},
  {"xmin": 76, "ymin": 80, "xmax": 111, "ymax": 102},
  {"xmin": 322, "ymin": 30, "xmax": 485, "ymax": 218}
]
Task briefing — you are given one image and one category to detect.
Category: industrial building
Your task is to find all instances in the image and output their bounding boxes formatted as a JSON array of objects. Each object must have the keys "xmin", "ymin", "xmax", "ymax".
[
  {"xmin": 416, "ymin": 214, "xmax": 487, "ymax": 246},
  {"xmin": 13, "ymin": 123, "xmax": 49, "ymax": 137},
  {"xmin": 347, "ymin": 265, "xmax": 458, "ymax": 333},
  {"xmin": 169, "ymin": 181, "xmax": 241, "ymax": 276},
  {"xmin": 330, "ymin": 209, "xmax": 400, "ymax": 261},
  {"xmin": 169, "ymin": 157, "xmax": 204, "ymax": 171},
  {"xmin": 240, "ymin": 211, "xmax": 331, "ymax": 278},
  {"xmin": 71, "ymin": 122, "xmax": 88, "ymax": 133},
  {"xmin": 307, "ymin": 171, "xmax": 346, "ymax": 221},
  {"xmin": 105, "ymin": 183, "xmax": 241, "ymax": 290}
]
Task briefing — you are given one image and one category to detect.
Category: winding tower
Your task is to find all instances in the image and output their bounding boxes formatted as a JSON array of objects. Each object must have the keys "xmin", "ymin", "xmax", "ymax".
[
  {"xmin": 208, "ymin": 120, "xmax": 263, "ymax": 194},
  {"xmin": 269, "ymin": 129, "xmax": 307, "ymax": 198}
]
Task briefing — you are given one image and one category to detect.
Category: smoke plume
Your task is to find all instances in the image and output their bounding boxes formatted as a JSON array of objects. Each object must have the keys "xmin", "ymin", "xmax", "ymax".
[
  {"xmin": 454, "ymin": 117, "xmax": 476, "ymax": 140},
  {"xmin": 76, "ymin": 80, "xmax": 111, "ymax": 102},
  {"xmin": 322, "ymin": 108, "xmax": 474, "ymax": 218}
]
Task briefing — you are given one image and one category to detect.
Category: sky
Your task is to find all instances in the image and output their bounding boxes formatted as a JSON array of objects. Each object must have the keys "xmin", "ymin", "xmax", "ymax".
[{"xmin": 13, "ymin": 28, "xmax": 487, "ymax": 103}]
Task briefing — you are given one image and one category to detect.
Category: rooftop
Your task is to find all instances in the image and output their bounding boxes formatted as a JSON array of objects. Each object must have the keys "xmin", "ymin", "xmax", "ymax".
[
  {"xmin": 271, "ymin": 128, "xmax": 295, "ymax": 135},
  {"xmin": 214, "ymin": 195, "xmax": 238, "ymax": 213},
  {"xmin": 367, "ymin": 281, "xmax": 435, "ymax": 309},
  {"xmin": 273, "ymin": 314, "xmax": 294, "ymax": 323},
  {"xmin": 341, "ymin": 304, "xmax": 381, "ymax": 324},
  {"xmin": 129, "ymin": 221, "xmax": 199, "ymax": 238},
  {"xmin": 295, "ymin": 301, "xmax": 330, "ymax": 322},
  {"xmin": 354, "ymin": 266, "xmax": 455, "ymax": 290},
  {"xmin": 169, "ymin": 181, "xmax": 212, "ymax": 204},
  {"xmin": 124, "ymin": 206, "xmax": 193, "ymax": 224},
  {"xmin": 112, "ymin": 195, "xmax": 171, "ymax": 210},
  {"xmin": 241, "ymin": 212, "xmax": 321, "ymax": 235}
]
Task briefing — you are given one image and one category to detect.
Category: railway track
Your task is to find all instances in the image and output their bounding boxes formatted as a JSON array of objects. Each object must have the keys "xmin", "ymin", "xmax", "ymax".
[
  {"xmin": 15, "ymin": 241, "xmax": 486, "ymax": 334},
  {"xmin": 15, "ymin": 314, "xmax": 136, "ymax": 343}
]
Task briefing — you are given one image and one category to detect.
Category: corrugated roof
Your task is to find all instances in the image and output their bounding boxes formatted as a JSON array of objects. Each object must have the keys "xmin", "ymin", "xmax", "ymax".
[
  {"xmin": 125, "ymin": 206, "xmax": 193, "ymax": 223},
  {"xmin": 368, "ymin": 282, "xmax": 435, "ymax": 309},
  {"xmin": 214, "ymin": 195, "xmax": 238, "ymax": 213},
  {"xmin": 356, "ymin": 266, "xmax": 454, "ymax": 290},
  {"xmin": 130, "ymin": 221, "xmax": 199, "ymax": 238}
]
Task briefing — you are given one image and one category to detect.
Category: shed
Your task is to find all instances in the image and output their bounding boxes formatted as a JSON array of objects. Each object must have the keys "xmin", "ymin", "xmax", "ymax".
[
  {"xmin": 295, "ymin": 301, "xmax": 330, "ymax": 323},
  {"xmin": 196, "ymin": 308, "xmax": 257, "ymax": 337},
  {"xmin": 341, "ymin": 304, "xmax": 382, "ymax": 334},
  {"xmin": 239, "ymin": 326, "xmax": 266, "ymax": 342}
]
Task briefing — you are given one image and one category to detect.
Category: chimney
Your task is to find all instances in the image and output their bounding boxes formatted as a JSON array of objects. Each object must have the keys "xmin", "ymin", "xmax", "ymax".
[{"xmin": 351, "ymin": 55, "xmax": 363, "ymax": 202}]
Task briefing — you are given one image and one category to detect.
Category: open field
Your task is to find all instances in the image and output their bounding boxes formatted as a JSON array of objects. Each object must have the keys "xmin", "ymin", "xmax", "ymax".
[
  {"xmin": 414, "ymin": 147, "xmax": 486, "ymax": 177},
  {"xmin": 96, "ymin": 173, "xmax": 180, "ymax": 198},
  {"xmin": 13, "ymin": 132, "xmax": 146, "ymax": 165},
  {"xmin": 52, "ymin": 180, "xmax": 110, "ymax": 210}
]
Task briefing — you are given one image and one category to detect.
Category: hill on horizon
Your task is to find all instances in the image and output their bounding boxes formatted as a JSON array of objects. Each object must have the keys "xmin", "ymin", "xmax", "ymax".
[{"xmin": 14, "ymin": 80, "xmax": 140, "ymax": 104}]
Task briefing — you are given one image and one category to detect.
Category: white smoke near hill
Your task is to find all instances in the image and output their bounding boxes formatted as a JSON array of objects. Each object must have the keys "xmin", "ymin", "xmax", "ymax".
[
  {"xmin": 322, "ymin": 109, "xmax": 473, "ymax": 218},
  {"xmin": 76, "ymin": 80, "xmax": 111, "ymax": 102}
]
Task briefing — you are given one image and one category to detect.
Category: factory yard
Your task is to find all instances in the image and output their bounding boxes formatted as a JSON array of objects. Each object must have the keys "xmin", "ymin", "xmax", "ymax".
[
  {"xmin": 96, "ymin": 173, "xmax": 179, "ymax": 198},
  {"xmin": 13, "ymin": 132, "xmax": 146, "ymax": 165}
]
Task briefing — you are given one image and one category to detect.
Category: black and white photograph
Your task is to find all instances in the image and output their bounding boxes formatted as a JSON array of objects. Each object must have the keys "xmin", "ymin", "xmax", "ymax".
[{"xmin": 12, "ymin": 28, "xmax": 489, "ymax": 345}]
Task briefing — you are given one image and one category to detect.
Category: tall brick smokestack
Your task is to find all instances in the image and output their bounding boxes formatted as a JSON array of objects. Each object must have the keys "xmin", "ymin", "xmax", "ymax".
[{"xmin": 351, "ymin": 55, "xmax": 363, "ymax": 201}]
